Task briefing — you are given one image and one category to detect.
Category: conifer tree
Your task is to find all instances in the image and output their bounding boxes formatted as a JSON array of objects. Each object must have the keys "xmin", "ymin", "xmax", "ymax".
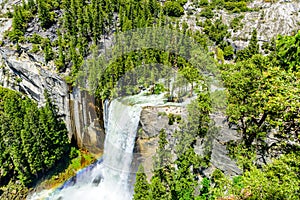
[
  {"xmin": 133, "ymin": 165, "xmax": 150, "ymax": 200},
  {"xmin": 37, "ymin": 0, "xmax": 53, "ymax": 28}
]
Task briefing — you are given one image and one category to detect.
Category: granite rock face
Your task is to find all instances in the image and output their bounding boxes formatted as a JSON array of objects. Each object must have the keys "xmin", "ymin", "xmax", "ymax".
[
  {"xmin": 135, "ymin": 105, "xmax": 241, "ymax": 179},
  {"xmin": 0, "ymin": 48, "xmax": 105, "ymax": 154},
  {"xmin": 183, "ymin": 0, "xmax": 300, "ymax": 50},
  {"xmin": 134, "ymin": 106, "xmax": 182, "ymax": 179},
  {"xmin": 230, "ymin": 0, "xmax": 300, "ymax": 49}
]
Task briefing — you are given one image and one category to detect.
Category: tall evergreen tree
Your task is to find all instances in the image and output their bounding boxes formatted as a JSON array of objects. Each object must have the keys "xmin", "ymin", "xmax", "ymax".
[{"xmin": 133, "ymin": 165, "xmax": 150, "ymax": 200}]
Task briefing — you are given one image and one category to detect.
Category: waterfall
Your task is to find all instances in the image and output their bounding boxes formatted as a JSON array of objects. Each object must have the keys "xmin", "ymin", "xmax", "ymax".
[
  {"xmin": 28, "ymin": 92, "xmax": 168, "ymax": 200},
  {"xmin": 47, "ymin": 98, "xmax": 142, "ymax": 200}
]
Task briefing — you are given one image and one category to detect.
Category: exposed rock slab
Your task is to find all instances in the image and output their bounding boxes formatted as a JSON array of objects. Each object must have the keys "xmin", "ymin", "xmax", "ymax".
[
  {"xmin": 136, "ymin": 104, "xmax": 242, "ymax": 179},
  {"xmin": 0, "ymin": 48, "xmax": 105, "ymax": 154}
]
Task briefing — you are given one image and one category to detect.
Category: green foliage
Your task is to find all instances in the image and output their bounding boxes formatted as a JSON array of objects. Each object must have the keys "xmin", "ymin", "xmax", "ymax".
[
  {"xmin": 210, "ymin": 90, "xmax": 226, "ymax": 111},
  {"xmin": 216, "ymin": 47, "xmax": 224, "ymax": 63},
  {"xmin": 241, "ymin": 152, "xmax": 300, "ymax": 199},
  {"xmin": 197, "ymin": 0, "xmax": 209, "ymax": 7},
  {"xmin": 168, "ymin": 113, "xmax": 181, "ymax": 125},
  {"xmin": 203, "ymin": 18, "xmax": 230, "ymax": 45},
  {"xmin": 36, "ymin": 149, "xmax": 96, "ymax": 190},
  {"xmin": 28, "ymin": 33, "xmax": 43, "ymax": 44},
  {"xmin": 222, "ymin": 49, "xmax": 300, "ymax": 149},
  {"xmin": 276, "ymin": 30, "xmax": 300, "ymax": 71},
  {"xmin": 236, "ymin": 29, "xmax": 259, "ymax": 61},
  {"xmin": 223, "ymin": 45, "xmax": 234, "ymax": 60},
  {"xmin": 210, "ymin": 0, "xmax": 225, "ymax": 8},
  {"xmin": 200, "ymin": 7, "xmax": 214, "ymax": 19},
  {"xmin": 210, "ymin": 152, "xmax": 300, "ymax": 199},
  {"xmin": 0, "ymin": 87, "xmax": 70, "ymax": 186},
  {"xmin": 224, "ymin": 2, "xmax": 249, "ymax": 12},
  {"xmin": 42, "ymin": 38, "xmax": 53, "ymax": 63},
  {"xmin": 133, "ymin": 165, "xmax": 150, "ymax": 200},
  {"xmin": 153, "ymin": 83, "xmax": 165, "ymax": 95},
  {"xmin": 229, "ymin": 15, "xmax": 244, "ymax": 32},
  {"xmin": 9, "ymin": 4, "xmax": 34, "ymax": 42},
  {"xmin": 163, "ymin": 1, "xmax": 184, "ymax": 17},
  {"xmin": 37, "ymin": 0, "xmax": 55, "ymax": 28}
]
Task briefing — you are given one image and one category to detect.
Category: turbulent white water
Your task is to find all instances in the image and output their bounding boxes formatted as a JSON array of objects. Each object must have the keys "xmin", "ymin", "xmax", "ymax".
[
  {"xmin": 32, "ymin": 93, "xmax": 167, "ymax": 200},
  {"xmin": 47, "ymin": 98, "xmax": 141, "ymax": 200},
  {"xmin": 26, "ymin": 90, "xmax": 190, "ymax": 200}
]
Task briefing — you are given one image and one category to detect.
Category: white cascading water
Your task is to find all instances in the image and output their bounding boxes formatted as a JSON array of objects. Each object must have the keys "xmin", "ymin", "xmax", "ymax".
[
  {"xmin": 48, "ymin": 98, "xmax": 142, "ymax": 200},
  {"xmin": 29, "ymin": 93, "xmax": 170, "ymax": 200}
]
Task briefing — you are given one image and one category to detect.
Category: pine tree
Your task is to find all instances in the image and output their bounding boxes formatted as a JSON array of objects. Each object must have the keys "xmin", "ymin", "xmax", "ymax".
[
  {"xmin": 149, "ymin": 176, "xmax": 170, "ymax": 200},
  {"xmin": 37, "ymin": 0, "xmax": 53, "ymax": 28},
  {"xmin": 133, "ymin": 165, "xmax": 150, "ymax": 200},
  {"xmin": 43, "ymin": 38, "xmax": 53, "ymax": 63},
  {"xmin": 56, "ymin": 30, "xmax": 65, "ymax": 71},
  {"xmin": 248, "ymin": 29, "xmax": 259, "ymax": 55}
]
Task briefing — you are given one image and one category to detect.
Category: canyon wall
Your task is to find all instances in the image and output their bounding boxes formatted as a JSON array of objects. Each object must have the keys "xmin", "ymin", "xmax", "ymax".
[{"xmin": 0, "ymin": 48, "xmax": 105, "ymax": 154}]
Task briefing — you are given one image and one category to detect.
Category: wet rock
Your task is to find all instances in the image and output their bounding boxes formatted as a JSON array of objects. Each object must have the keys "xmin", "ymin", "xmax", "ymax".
[{"xmin": 92, "ymin": 174, "xmax": 103, "ymax": 186}]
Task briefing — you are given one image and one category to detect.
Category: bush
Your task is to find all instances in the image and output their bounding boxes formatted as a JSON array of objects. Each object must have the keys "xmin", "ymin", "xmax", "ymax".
[
  {"xmin": 224, "ymin": 2, "xmax": 248, "ymax": 12},
  {"xmin": 28, "ymin": 33, "xmax": 43, "ymax": 44},
  {"xmin": 211, "ymin": 0, "xmax": 225, "ymax": 8},
  {"xmin": 163, "ymin": 1, "xmax": 184, "ymax": 17},
  {"xmin": 232, "ymin": 7, "xmax": 241, "ymax": 13},
  {"xmin": 30, "ymin": 44, "xmax": 40, "ymax": 53},
  {"xmin": 200, "ymin": 7, "xmax": 214, "ymax": 18},
  {"xmin": 223, "ymin": 45, "xmax": 234, "ymax": 60},
  {"xmin": 178, "ymin": 0, "xmax": 188, "ymax": 6},
  {"xmin": 230, "ymin": 15, "xmax": 244, "ymax": 32},
  {"xmin": 198, "ymin": 0, "xmax": 209, "ymax": 7},
  {"xmin": 153, "ymin": 83, "xmax": 165, "ymax": 94}
]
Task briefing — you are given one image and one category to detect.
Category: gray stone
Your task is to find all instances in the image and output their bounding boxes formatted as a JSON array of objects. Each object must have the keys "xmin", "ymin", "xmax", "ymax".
[
  {"xmin": 210, "ymin": 141, "xmax": 242, "ymax": 176},
  {"xmin": 0, "ymin": 48, "xmax": 105, "ymax": 154}
]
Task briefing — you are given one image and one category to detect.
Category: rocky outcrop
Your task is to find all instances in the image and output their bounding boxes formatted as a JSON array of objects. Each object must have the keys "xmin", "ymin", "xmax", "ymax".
[
  {"xmin": 183, "ymin": 0, "xmax": 300, "ymax": 50},
  {"xmin": 134, "ymin": 106, "xmax": 183, "ymax": 179},
  {"xmin": 229, "ymin": 0, "xmax": 300, "ymax": 49},
  {"xmin": 135, "ymin": 105, "xmax": 241, "ymax": 179},
  {"xmin": 195, "ymin": 113, "xmax": 242, "ymax": 177},
  {"xmin": 0, "ymin": 48, "xmax": 105, "ymax": 154},
  {"xmin": 69, "ymin": 87, "xmax": 105, "ymax": 154}
]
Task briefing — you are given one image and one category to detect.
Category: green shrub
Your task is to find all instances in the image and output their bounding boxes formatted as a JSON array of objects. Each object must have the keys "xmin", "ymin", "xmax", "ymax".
[
  {"xmin": 178, "ymin": 0, "xmax": 188, "ymax": 6},
  {"xmin": 198, "ymin": 0, "xmax": 209, "ymax": 7},
  {"xmin": 153, "ymin": 83, "xmax": 165, "ymax": 94},
  {"xmin": 200, "ymin": 7, "xmax": 214, "ymax": 18},
  {"xmin": 30, "ymin": 44, "xmax": 40, "ymax": 53},
  {"xmin": 232, "ymin": 7, "xmax": 241, "ymax": 13},
  {"xmin": 224, "ymin": 2, "xmax": 248, "ymax": 12},
  {"xmin": 223, "ymin": 45, "xmax": 234, "ymax": 60},
  {"xmin": 230, "ymin": 15, "xmax": 244, "ymax": 32},
  {"xmin": 211, "ymin": 0, "xmax": 225, "ymax": 8},
  {"xmin": 28, "ymin": 33, "xmax": 43, "ymax": 44},
  {"xmin": 163, "ymin": 1, "xmax": 184, "ymax": 17},
  {"xmin": 168, "ymin": 113, "xmax": 181, "ymax": 125}
]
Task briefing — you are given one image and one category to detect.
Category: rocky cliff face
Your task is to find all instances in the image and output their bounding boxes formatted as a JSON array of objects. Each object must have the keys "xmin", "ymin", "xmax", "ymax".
[
  {"xmin": 0, "ymin": 48, "xmax": 105, "ymax": 154},
  {"xmin": 183, "ymin": 0, "xmax": 300, "ymax": 50},
  {"xmin": 230, "ymin": 0, "xmax": 300, "ymax": 49},
  {"xmin": 134, "ymin": 105, "xmax": 241, "ymax": 180}
]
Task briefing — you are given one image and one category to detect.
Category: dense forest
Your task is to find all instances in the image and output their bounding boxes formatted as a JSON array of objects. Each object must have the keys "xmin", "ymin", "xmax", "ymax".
[
  {"xmin": 0, "ymin": 87, "xmax": 70, "ymax": 188},
  {"xmin": 0, "ymin": 0, "xmax": 299, "ymax": 199},
  {"xmin": 133, "ymin": 28, "xmax": 300, "ymax": 200}
]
